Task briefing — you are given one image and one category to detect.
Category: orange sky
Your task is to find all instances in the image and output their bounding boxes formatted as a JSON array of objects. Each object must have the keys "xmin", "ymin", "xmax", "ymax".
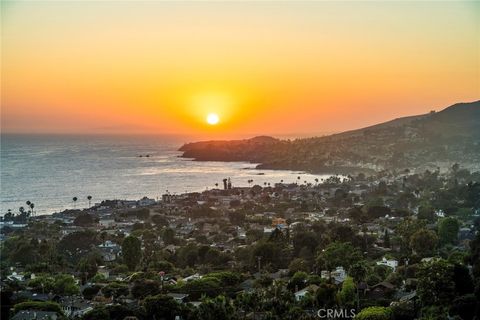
[{"xmin": 1, "ymin": 1, "xmax": 479, "ymax": 138}]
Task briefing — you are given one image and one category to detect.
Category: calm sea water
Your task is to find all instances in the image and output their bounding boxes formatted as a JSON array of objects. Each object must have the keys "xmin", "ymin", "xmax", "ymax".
[{"xmin": 1, "ymin": 134, "xmax": 331, "ymax": 215}]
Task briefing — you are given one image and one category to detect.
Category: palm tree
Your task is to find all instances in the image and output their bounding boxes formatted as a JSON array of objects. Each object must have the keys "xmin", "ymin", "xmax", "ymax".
[
  {"xmin": 87, "ymin": 195, "xmax": 92, "ymax": 207},
  {"xmin": 26, "ymin": 201, "xmax": 31, "ymax": 214},
  {"xmin": 29, "ymin": 203, "xmax": 35, "ymax": 216},
  {"xmin": 73, "ymin": 197, "xmax": 78, "ymax": 209},
  {"xmin": 215, "ymin": 183, "xmax": 219, "ymax": 189}
]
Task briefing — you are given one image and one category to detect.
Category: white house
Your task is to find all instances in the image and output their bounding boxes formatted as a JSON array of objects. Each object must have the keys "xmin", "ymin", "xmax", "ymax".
[
  {"xmin": 183, "ymin": 273, "xmax": 202, "ymax": 282},
  {"xmin": 294, "ymin": 284, "xmax": 319, "ymax": 301},
  {"xmin": 376, "ymin": 257, "xmax": 398, "ymax": 272},
  {"xmin": 330, "ymin": 267, "xmax": 347, "ymax": 284}
]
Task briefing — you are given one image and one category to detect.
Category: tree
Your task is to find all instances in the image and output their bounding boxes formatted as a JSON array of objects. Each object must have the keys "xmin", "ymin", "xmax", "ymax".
[
  {"xmin": 396, "ymin": 218, "xmax": 427, "ymax": 252},
  {"xmin": 73, "ymin": 196, "xmax": 78, "ymax": 208},
  {"xmin": 312, "ymin": 281, "xmax": 336, "ymax": 308},
  {"xmin": 356, "ymin": 306, "xmax": 392, "ymax": 320},
  {"xmin": 82, "ymin": 285, "xmax": 101, "ymax": 300},
  {"xmin": 235, "ymin": 292, "xmax": 260, "ymax": 319},
  {"xmin": 13, "ymin": 301, "xmax": 63, "ymax": 316},
  {"xmin": 292, "ymin": 231, "xmax": 318, "ymax": 256},
  {"xmin": 288, "ymin": 258, "xmax": 309, "ymax": 274},
  {"xmin": 122, "ymin": 235, "xmax": 142, "ymax": 271},
  {"xmin": 180, "ymin": 277, "xmax": 222, "ymax": 300},
  {"xmin": 316, "ymin": 242, "xmax": 362, "ymax": 270},
  {"xmin": 28, "ymin": 276, "xmax": 55, "ymax": 293},
  {"xmin": 288, "ymin": 271, "xmax": 308, "ymax": 291},
  {"xmin": 106, "ymin": 305, "xmax": 137, "ymax": 320},
  {"xmin": 82, "ymin": 306, "xmax": 109, "ymax": 320},
  {"xmin": 193, "ymin": 296, "xmax": 237, "ymax": 320},
  {"xmin": 152, "ymin": 215, "xmax": 169, "ymax": 227},
  {"xmin": 162, "ymin": 228, "xmax": 176, "ymax": 245},
  {"xmin": 410, "ymin": 229, "xmax": 438, "ymax": 257},
  {"xmin": 349, "ymin": 262, "xmax": 368, "ymax": 310},
  {"xmin": 53, "ymin": 274, "xmax": 80, "ymax": 295},
  {"xmin": 58, "ymin": 230, "xmax": 99, "ymax": 263},
  {"xmin": 78, "ymin": 251, "xmax": 103, "ymax": 283},
  {"xmin": 131, "ymin": 279, "xmax": 161, "ymax": 299},
  {"xmin": 102, "ymin": 282, "xmax": 129, "ymax": 299},
  {"xmin": 417, "ymin": 259, "xmax": 455, "ymax": 306},
  {"xmin": 74, "ymin": 213, "xmax": 96, "ymax": 226},
  {"xmin": 177, "ymin": 244, "xmax": 199, "ymax": 268},
  {"xmin": 438, "ymin": 217, "xmax": 460, "ymax": 245},
  {"xmin": 453, "ymin": 264, "xmax": 474, "ymax": 295},
  {"xmin": 383, "ymin": 229, "xmax": 390, "ymax": 248},
  {"xmin": 143, "ymin": 294, "xmax": 182, "ymax": 320},
  {"xmin": 87, "ymin": 195, "xmax": 92, "ymax": 207},
  {"xmin": 337, "ymin": 277, "xmax": 356, "ymax": 307},
  {"xmin": 252, "ymin": 241, "xmax": 282, "ymax": 270},
  {"xmin": 418, "ymin": 205, "xmax": 436, "ymax": 222},
  {"xmin": 449, "ymin": 294, "xmax": 477, "ymax": 320}
]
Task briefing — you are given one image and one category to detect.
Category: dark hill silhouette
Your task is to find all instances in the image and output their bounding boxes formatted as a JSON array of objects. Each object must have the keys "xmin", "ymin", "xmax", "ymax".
[{"xmin": 180, "ymin": 100, "xmax": 480, "ymax": 173}]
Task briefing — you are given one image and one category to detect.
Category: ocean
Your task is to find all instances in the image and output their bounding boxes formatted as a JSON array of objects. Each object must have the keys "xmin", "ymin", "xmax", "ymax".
[{"xmin": 0, "ymin": 134, "xmax": 332, "ymax": 216}]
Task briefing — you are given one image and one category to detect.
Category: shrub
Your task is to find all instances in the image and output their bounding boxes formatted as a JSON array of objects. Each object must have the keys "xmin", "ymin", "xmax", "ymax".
[{"xmin": 356, "ymin": 306, "xmax": 392, "ymax": 320}]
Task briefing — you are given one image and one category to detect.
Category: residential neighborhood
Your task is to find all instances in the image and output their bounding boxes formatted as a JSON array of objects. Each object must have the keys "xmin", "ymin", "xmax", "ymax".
[{"xmin": 1, "ymin": 165, "xmax": 479, "ymax": 319}]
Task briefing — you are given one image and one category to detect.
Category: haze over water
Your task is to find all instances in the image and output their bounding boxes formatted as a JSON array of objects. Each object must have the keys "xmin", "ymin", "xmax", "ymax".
[{"xmin": 1, "ymin": 134, "xmax": 331, "ymax": 215}]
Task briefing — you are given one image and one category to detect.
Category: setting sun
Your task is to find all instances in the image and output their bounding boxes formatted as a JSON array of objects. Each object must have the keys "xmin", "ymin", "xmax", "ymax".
[{"xmin": 206, "ymin": 113, "xmax": 220, "ymax": 125}]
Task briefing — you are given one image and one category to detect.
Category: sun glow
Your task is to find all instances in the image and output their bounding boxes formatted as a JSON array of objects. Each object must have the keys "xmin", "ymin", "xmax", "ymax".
[{"xmin": 206, "ymin": 113, "xmax": 220, "ymax": 125}]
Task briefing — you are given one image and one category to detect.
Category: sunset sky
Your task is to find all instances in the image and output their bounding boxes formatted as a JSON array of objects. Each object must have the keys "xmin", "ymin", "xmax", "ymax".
[{"xmin": 1, "ymin": 1, "xmax": 479, "ymax": 137}]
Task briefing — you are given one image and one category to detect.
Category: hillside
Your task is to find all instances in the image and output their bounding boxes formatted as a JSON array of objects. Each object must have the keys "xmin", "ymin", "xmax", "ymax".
[{"xmin": 179, "ymin": 100, "xmax": 480, "ymax": 174}]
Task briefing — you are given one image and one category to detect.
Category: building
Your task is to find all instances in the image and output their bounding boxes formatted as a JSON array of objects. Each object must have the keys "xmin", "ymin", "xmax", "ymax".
[
  {"xmin": 11, "ymin": 311, "xmax": 59, "ymax": 320},
  {"xmin": 330, "ymin": 267, "xmax": 347, "ymax": 284},
  {"xmin": 376, "ymin": 257, "xmax": 399, "ymax": 272},
  {"xmin": 294, "ymin": 284, "xmax": 319, "ymax": 301}
]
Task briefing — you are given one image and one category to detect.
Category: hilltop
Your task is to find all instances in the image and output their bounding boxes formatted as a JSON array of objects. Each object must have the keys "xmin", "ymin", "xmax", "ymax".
[{"xmin": 180, "ymin": 100, "xmax": 480, "ymax": 173}]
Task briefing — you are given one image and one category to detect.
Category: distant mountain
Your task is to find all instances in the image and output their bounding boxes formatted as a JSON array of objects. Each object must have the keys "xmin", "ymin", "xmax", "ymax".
[{"xmin": 179, "ymin": 100, "xmax": 480, "ymax": 174}]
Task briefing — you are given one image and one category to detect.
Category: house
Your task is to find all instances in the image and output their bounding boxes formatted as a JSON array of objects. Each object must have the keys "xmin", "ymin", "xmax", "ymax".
[
  {"xmin": 239, "ymin": 279, "xmax": 255, "ymax": 292},
  {"xmin": 7, "ymin": 272, "xmax": 25, "ymax": 282},
  {"xmin": 263, "ymin": 227, "xmax": 275, "ymax": 235},
  {"xmin": 183, "ymin": 273, "xmax": 202, "ymax": 282},
  {"xmin": 320, "ymin": 270, "xmax": 330, "ymax": 280},
  {"xmin": 399, "ymin": 290, "xmax": 417, "ymax": 302},
  {"xmin": 165, "ymin": 244, "xmax": 179, "ymax": 254},
  {"xmin": 435, "ymin": 209, "xmax": 445, "ymax": 218},
  {"xmin": 98, "ymin": 217, "xmax": 116, "ymax": 228},
  {"xmin": 98, "ymin": 241, "xmax": 121, "ymax": 262},
  {"xmin": 458, "ymin": 227, "xmax": 475, "ymax": 241},
  {"xmin": 60, "ymin": 297, "xmax": 93, "ymax": 318},
  {"xmin": 12, "ymin": 291, "xmax": 52, "ymax": 302},
  {"xmin": 376, "ymin": 257, "xmax": 399, "ymax": 272},
  {"xmin": 138, "ymin": 197, "xmax": 156, "ymax": 207},
  {"xmin": 294, "ymin": 284, "xmax": 319, "ymax": 301},
  {"xmin": 367, "ymin": 282, "xmax": 396, "ymax": 299},
  {"xmin": 330, "ymin": 267, "xmax": 347, "ymax": 284},
  {"xmin": 11, "ymin": 311, "xmax": 59, "ymax": 320}
]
